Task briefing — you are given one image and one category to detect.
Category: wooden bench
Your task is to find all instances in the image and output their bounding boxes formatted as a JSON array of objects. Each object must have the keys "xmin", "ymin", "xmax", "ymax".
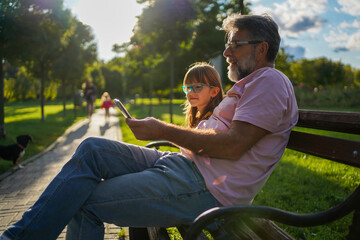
[{"xmin": 128, "ymin": 109, "xmax": 360, "ymax": 240}]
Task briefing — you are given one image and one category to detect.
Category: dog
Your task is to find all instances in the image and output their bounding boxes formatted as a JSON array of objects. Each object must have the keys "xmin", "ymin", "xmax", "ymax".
[{"xmin": 0, "ymin": 134, "xmax": 33, "ymax": 169}]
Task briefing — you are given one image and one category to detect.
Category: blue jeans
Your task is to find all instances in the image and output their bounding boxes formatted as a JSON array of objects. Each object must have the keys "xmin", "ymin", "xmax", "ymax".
[{"xmin": 3, "ymin": 137, "xmax": 219, "ymax": 240}]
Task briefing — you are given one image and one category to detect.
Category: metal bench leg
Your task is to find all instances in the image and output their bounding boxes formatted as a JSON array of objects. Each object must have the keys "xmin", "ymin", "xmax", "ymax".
[
  {"xmin": 129, "ymin": 227, "xmax": 150, "ymax": 240},
  {"xmin": 347, "ymin": 207, "xmax": 360, "ymax": 240}
]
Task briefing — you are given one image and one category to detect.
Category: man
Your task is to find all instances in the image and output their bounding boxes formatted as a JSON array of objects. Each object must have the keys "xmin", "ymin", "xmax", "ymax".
[{"xmin": 1, "ymin": 14, "xmax": 297, "ymax": 240}]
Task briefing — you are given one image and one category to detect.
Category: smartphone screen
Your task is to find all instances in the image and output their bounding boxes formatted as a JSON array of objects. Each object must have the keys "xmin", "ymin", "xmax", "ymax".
[{"xmin": 113, "ymin": 98, "xmax": 131, "ymax": 118}]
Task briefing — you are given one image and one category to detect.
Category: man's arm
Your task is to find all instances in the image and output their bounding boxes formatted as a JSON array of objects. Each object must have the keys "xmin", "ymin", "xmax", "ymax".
[{"xmin": 126, "ymin": 117, "xmax": 269, "ymax": 160}]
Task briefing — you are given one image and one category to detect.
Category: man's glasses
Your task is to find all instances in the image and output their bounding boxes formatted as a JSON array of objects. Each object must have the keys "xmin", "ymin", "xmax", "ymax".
[
  {"xmin": 225, "ymin": 41, "xmax": 262, "ymax": 49},
  {"xmin": 182, "ymin": 84, "xmax": 214, "ymax": 94}
]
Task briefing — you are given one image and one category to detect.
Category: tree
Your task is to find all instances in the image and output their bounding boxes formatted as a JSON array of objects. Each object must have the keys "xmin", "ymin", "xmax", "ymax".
[
  {"xmin": 24, "ymin": 5, "xmax": 70, "ymax": 121},
  {"xmin": 0, "ymin": 0, "xmax": 69, "ymax": 133},
  {"xmin": 112, "ymin": 0, "xmax": 251, "ymax": 105},
  {"xmin": 275, "ymin": 48, "xmax": 294, "ymax": 81},
  {"xmin": 52, "ymin": 15, "xmax": 97, "ymax": 117},
  {"xmin": 133, "ymin": 0, "xmax": 196, "ymax": 122}
]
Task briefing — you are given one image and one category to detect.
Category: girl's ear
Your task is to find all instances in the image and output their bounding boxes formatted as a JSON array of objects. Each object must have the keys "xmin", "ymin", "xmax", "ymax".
[{"xmin": 210, "ymin": 87, "xmax": 220, "ymax": 98}]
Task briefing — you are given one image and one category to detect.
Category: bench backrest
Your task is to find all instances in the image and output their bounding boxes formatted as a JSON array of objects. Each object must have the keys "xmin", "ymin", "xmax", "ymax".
[{"xmin": 287, "ymin": 110, "xmax": 360, "ymax": 168}]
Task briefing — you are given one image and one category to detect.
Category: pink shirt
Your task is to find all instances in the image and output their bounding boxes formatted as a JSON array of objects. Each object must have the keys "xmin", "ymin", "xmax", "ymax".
[{"xmin": 181, "ymin": 67, "xmax": 298, "ymax": 206}]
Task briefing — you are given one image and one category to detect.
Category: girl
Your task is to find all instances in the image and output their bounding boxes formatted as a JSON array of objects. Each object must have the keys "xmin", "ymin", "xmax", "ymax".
[
  {"xmin": 101, "ymin": 92, "xmax": 114, "ymax": 120},
  {"xmin": 182, "ymin": 62, "xmax": 224, "ymax": 128}
]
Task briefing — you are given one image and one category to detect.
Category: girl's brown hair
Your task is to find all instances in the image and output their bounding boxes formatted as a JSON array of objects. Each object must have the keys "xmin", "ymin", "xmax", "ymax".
[{"xmin": 183, "ymin": 62, "xmax": 224, "ymax": 128}]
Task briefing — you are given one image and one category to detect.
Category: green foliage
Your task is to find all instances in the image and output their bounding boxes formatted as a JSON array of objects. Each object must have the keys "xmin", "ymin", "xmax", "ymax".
[
  {"xmin": 1, "ymin": 0, "xmax": 98, "ymax": 129},
  {"xmin": 117, "ymin": 227, "xmax": 126, "ymax": 239},
  {"xmin": 295, "ymin": 86, "xmax": 360, "ymax": 108},
  {"xmin": 103, "ymin": 0, "xmax": 360, "ymax": 112},
  {"xmin": 290, "ymin": 58, "xmax": 355, "ymax": 88},
  {"xmin": 275, "ymin": 48, "xmax": 294, "ymax": 80},
  {"xmin": 88, "ymin": 64, "xmax": 106, "ymax": 95},
  {"xmin": 52, "ymin": 16, "xmax": 97, "ymax": 100}
]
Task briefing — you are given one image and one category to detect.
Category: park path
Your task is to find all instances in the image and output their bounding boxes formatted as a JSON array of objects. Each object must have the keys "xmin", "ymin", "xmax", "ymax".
[{"xmin": 0, "ymin": 107, "xmax": 129, "ymax": 239}]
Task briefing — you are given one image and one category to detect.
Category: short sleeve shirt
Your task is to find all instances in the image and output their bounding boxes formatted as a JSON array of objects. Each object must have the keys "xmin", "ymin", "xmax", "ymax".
[{"xmin": 181, "ymin": 67, "xmax": 298, "ymax": 206}]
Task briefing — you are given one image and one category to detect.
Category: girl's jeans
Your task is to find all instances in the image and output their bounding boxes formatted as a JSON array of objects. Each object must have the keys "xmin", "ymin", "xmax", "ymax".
[{"xmin": 3, "ymin": 137, "xmax": 219, "ymax": 240}]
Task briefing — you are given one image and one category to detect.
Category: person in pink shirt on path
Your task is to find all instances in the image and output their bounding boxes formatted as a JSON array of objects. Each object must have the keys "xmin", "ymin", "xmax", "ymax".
[
  {"xmin": 1, "ymin": 14, "xmax": 298, "ymax": 240},
  {"xmin": 100, "ymin": 92, "xmax": 114, "ymax": 121}
]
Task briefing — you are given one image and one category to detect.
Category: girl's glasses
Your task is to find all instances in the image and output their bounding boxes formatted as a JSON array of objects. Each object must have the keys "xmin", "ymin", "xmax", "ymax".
[{"xmin": 182, "ymin": 84, "xmax": 214, "ymax": 94}]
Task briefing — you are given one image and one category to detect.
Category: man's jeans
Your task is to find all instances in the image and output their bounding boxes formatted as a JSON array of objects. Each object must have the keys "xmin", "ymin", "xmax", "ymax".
[{"xmin": 3, "ymin": 137, "xmax": 219, "ymax": 240}]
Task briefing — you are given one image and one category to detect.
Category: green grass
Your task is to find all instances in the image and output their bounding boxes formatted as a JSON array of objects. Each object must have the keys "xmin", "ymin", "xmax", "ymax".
[
  {"xmin": 0, "ymin": 100, "xmax": 91, "ymax": 174},
  {"xmin": 254, "ymin": 150, "xmax": 360, "ymax": 239},
  {"xmin": 121, "ymin": 103, "xmax": 360, "ymax": 240}
]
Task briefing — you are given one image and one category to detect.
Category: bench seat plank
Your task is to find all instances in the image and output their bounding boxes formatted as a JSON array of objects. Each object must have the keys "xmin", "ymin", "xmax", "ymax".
[
  {"xmin": 297, "ymin": 110, "xmax": 360, "ymax": 134},
  {"xmin": 288, "ymin": 131, "xmax": 360, "ymax": 167}
]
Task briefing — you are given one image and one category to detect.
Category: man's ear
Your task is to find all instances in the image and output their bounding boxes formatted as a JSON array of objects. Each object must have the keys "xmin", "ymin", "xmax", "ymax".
[{"xmin": 256, "ymin": 42, "xmax": 269, "ymax": 62}]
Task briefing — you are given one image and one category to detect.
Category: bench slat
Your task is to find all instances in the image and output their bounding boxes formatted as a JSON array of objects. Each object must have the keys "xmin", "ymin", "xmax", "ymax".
[
  {"xmin": 297, "ymin": 110, "xmax": 360, "ymax": 134},
  {"xmin": 287, "ymin": 131, "xmax": 360, "ymax": 168}
]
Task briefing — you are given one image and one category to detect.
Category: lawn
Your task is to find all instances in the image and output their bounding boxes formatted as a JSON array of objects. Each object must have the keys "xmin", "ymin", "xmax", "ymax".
[
  {"xmin": 121, "ymin": 102, "xmax": 360, "ymax": 240},
  {"xmin": 0, "ymin": 100, "xmax": 91, "ymax": 174}
]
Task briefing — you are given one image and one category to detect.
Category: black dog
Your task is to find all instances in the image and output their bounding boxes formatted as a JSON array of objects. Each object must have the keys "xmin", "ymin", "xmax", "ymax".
[{"xmin": 0, "ymin": 134, "xmax": 32, "ymax": 169}]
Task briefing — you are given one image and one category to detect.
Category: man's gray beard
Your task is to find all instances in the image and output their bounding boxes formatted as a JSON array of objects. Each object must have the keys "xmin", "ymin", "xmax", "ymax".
[{"xmin": 227, "ymin": 51, "xmax": 256, "ymax": 82}]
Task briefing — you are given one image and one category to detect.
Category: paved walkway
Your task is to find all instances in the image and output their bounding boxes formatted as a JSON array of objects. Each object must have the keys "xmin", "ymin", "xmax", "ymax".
[{"xmin": 0, "ymin": 108, "xmax": 129, "ymax": 239}]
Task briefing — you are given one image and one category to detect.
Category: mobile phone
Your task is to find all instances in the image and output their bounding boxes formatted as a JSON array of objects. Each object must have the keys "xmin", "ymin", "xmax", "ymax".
[{"xmin": 113, "ymin": 98, "xmax": 131, "ymax": 118}]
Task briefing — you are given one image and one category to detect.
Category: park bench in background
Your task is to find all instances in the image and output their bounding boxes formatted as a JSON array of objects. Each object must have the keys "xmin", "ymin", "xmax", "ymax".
[{"xmin": 129, "ymin": 109, "xmax": 360, "ymax": 240}]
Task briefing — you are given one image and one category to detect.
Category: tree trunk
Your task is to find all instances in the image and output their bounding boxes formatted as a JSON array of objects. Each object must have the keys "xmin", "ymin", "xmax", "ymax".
[
  {"xmin": 62, "ymin": 78, "xmax": 66, "ymax": 117},
  {"xmin": 122, "ymin": 74, "xmax": 126, "ymax": 102},
  {"xmin": 0, "ymin": 49, "xmax": 6, "ymax": 139},
  {"xmin": 169, "ymin": 56, "xmax": 174, "ymax": 123},
  {"xmin": 72, "ymin": 84, "xmax": 77, "ymax": 118},
  {"xmin": 239, "ymin": 0, "xmax": 245, "ymax": 14},
  {"xmin": 149, "ymin": 77, "xmax": 153, "ymax": 116},
  {"xmin": 40, "ymin": 65, "xmax": 45, "ymax": 122}
]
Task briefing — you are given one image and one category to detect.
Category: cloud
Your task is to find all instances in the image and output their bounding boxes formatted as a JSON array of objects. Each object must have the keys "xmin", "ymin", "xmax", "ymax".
[
  {"xmin": 283, "ymin": 44, "xmax": 306, "ymax": 59},
  {"xmin": 251, "ymin": 0, "xmax": 327, "ymax": 38},
  {"xmin": 347, "ymin": 30, "xmax": 360, "ymax": 51},
  {"xmin": 287, "ymin": 15, "xmax": 326, "ymax": 32},
  {"xmin": 325, "ymin": 19, "xmax": 360, "ymax": 52},
  {"xmin": 336, "ymin": 0, "xmax": 360, "ymax": 16},
  {"xmin": 339, "ymin": 20, "xmax": 360, "ymax": 29},
  {"xmin": 325, "ymin": 29, "xmax": 360, "ymax": 52},
  {"xmin": 247, "ymin": 0, "xmax": 262, "ymax": 3},
  {"xmin": 334, "ymin": 47, "xmax": 349, "ymax": 52}
]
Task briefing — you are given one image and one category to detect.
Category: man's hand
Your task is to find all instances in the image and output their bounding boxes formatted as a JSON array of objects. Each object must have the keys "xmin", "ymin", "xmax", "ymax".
[{"xmin": 125, "ymin": 117, "xmax": 167, "ymax": 141}]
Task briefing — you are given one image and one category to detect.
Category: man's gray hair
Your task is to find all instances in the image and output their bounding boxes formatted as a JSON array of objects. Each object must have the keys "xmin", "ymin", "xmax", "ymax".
[{"xmin": 222, "ymin": 14, "xmax": 281, "ymax": 64}]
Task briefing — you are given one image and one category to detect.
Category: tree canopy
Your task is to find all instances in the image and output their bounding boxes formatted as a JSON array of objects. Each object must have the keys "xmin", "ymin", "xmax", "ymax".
[{"xmin": 1, "ymin": 0, "xmax": 359, "ymax": 137}]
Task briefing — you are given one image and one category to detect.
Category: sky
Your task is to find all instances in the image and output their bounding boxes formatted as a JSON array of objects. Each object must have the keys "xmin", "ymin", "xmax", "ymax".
[
  {"xmin": 64, "ymin": 0, "xmax": 360, "ymax": 69},
  {"xmin": 63, "ymin": 0, "xmax": 143, "ymax": 61}
]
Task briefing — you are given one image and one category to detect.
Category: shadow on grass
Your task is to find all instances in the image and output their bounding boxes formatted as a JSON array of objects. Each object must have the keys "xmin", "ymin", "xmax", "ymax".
[{"xmin": 253, "ymin": 154, "xmax": 358, "ymax": 240}]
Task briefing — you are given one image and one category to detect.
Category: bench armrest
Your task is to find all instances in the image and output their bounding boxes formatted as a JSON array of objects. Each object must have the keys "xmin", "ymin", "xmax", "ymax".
[
  {"xmin": 145, "ymin": 141, "xmax": 179, "ymax": 149},
  {"xmin": 185, "ymin": 184, "xmax": 360, "ymax": 239}
]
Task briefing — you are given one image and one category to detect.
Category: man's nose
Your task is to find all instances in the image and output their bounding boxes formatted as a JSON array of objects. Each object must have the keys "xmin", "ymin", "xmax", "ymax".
[{"xmin": 223, "ymin": 47, "xmax": 231, "ymax": 58}]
